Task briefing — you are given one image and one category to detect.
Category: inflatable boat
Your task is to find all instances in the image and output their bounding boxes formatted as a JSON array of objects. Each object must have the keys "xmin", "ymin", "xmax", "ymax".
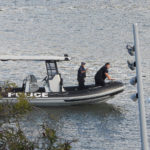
[{"xmin": 0, "ymin": 55, "xmax": 124, "ymax": 106}]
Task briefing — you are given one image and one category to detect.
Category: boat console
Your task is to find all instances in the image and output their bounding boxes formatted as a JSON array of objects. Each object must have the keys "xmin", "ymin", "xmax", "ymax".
[{"xmin": 44, "ymin": 60, "xmax": 65, "ymax": 92}]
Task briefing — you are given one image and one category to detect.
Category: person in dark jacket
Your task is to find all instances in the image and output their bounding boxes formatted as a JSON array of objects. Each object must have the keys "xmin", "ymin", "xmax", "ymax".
[
  {"xmin": 77, "ymin": 62, "xmax": 87, "ymax": 90},
  {"xmin": 95, "ymin": 62, "xmax": 114, "ymax": 86}
]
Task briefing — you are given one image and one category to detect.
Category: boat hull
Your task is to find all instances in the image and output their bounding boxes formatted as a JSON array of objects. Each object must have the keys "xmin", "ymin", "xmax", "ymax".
[{"xmin": 0, "ymin": 81, "xmax": 124, "ymax": 106}]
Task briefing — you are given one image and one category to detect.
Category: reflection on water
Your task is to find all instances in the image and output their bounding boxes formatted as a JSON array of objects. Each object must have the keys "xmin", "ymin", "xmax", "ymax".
[{"xmin": 44, "ymin": 103, "xmax": 123, "ymax": 118}]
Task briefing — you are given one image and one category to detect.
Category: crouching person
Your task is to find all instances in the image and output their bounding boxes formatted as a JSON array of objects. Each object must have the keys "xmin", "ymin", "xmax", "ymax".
[{"xmin": 95, "ymin": 62, "xmax": 114, "ymax": 86}]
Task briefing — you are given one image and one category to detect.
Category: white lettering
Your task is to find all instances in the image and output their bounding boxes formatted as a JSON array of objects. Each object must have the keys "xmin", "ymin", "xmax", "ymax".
[
  {"xmin": 8, "ymin": 92, "xmax": 49, "ymax": 98},
  {"xmin": 34, "ymin": 93, "xmax": 41, "ymax": 98},
  {"xmin": 8, "ymin": 92, "xmax": 15, "ymax": 97},
  {"xmin": 26, "ymin": 93, "xmax": 33, "ymax": 97},
  {"xmin": 42, "ymin": 92, "xmax": 48, "ymax": 98}
]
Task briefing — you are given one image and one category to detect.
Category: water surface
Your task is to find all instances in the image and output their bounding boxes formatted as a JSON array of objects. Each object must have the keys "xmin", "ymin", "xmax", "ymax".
[{"xmin": 0, "ymin": 0, "xmax": 150, "ymax": 149}]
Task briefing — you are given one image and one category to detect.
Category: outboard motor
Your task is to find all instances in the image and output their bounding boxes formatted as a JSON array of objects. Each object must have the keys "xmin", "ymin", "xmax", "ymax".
[{"xmin": 23, "ymin": 75, "xmax": 39, "ymax": 92}]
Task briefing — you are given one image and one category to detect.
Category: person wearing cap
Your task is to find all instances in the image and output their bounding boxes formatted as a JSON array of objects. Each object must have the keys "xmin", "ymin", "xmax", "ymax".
[
  {"xmin": 77, "ymin": 62, "xmax": 87, "ymax": 90},
  {"xmin": 95, "ymin": 62, "xmax": 114, "ymax": 86}
]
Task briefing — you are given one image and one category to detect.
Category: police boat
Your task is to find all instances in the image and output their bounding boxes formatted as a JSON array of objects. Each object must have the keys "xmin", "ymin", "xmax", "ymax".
[{"xmin": 0, "ymin": 55, "xmax": 124, "ymax": 106}]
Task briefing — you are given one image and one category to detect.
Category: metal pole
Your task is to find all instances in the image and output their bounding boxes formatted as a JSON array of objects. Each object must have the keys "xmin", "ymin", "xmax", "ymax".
[{"xmin": 133, "ymin": 23, "xmax": 149, "ymax": 150}]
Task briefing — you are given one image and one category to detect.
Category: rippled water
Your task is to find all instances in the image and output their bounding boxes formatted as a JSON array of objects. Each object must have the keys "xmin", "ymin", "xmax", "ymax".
[{"xmin": 0, "ymin": 0, "xmax": 150, "ymax": 149}]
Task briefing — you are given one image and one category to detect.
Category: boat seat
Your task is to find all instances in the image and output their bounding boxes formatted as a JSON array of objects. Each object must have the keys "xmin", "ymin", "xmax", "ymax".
[{"xmin": 48, "ymin": 74, "xmax": 65, "ymax": 92}]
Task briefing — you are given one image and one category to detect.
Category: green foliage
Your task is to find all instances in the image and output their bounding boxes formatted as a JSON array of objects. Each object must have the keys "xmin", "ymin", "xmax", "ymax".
[
  {"xmin": 0, "ymin": 123, "xmax": 75, "ymax": 150},
  {"xmin": 42, "ymin": 124, "xmax": 76, "ymax": 150},
  {"xmin": 0, "ymin": 104, "xmax": 3, "ymax": 113},
  {"xmin": 13, "ymin": 93, "xmax": 32, "ymax": 114},
  {"xmin": 0, "ymin": 103, "xmax": 13, "ymax": 117},
  {"xmin": 0, "ymin": 81, "xmax": 76, "ymax": 150},
  {"xmin": 0, "ymin": 81, "xmax": 17, "ymax": 97},
  {"xmin": 42, "ymin": 124, "xmax": 57, "ymax": 146},
  {"xmin": 0, "ymin": 81, "xmax": 32, "ymax": 116},
  {"xmin": 0, "ymin": 124, "xmax": 35, "ymax": 150},
  {"xmin": 0, "ymin": 93, "xmax": 32, "ymax": 117}
]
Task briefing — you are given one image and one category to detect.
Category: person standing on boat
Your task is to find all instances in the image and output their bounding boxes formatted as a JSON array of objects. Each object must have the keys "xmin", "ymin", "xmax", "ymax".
[
  {"xmin": 77, "ymin": 62, "xmax": 87, "ymax": 90},
  {"xmin": 95, "ymin": 62, "xmax": 114, "ymax": 86}
]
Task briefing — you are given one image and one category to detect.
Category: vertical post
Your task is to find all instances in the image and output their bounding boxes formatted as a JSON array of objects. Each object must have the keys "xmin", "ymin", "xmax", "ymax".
[{"xmin": 133, "ymin": 23, "xmax": 149, "ymax": 150}]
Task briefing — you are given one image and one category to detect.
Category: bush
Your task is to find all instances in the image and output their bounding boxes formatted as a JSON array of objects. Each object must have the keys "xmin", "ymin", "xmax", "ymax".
[
  {"xmin": 0, "ymin": 93, "xmax": 32, "ymax": 117},
  {"xmin": 0, "ymin": 82, "xmax": 76, "ymax": 150},
  {"xmin": 13, "ymin": 93, "xmax": 32, "ymax": 114},
  {"xmin": 0, "ymin": 81, "xmax": 17, "ymax": 97},
  {"xmin": 42, "ymin": 124, "xmax": 76, "ymax": 150},
  {"xmin": 0, "ymin": 123, "xmax": 35, "ymax": 150},
  {"xmin": 0, "ymin": 123, "xmax": 75, "ymax": 150}
]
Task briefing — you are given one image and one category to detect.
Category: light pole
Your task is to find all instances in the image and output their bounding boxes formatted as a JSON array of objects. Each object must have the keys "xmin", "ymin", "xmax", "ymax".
[{"xmin": 127, "ymin": 23, "xmax": 149, "ymax": 150}]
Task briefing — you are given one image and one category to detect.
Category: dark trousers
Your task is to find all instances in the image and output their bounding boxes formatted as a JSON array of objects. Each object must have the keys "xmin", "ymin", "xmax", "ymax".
[
  {"xmin": 95, "ymin": 79, "xmax": 105, "ymax": 86},
  {"xmin": 78, "ymin": 78, "xmax": 85, "ymax": 90}
]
